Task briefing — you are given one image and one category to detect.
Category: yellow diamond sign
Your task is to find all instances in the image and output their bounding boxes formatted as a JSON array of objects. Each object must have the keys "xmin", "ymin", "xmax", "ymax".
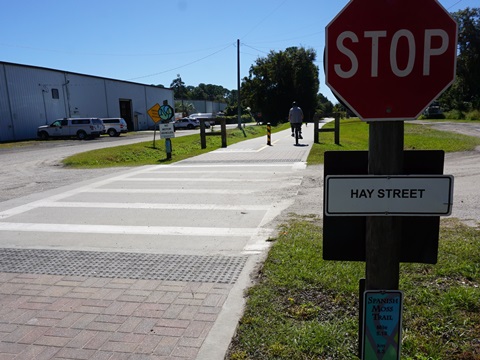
[{"xmin": 147, "ymin": 103, "xmax": 161, "ymax": 123}]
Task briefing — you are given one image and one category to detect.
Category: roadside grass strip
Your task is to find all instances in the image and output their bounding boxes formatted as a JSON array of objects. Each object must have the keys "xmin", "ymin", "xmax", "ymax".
[{"xmin": 227, "ymin": 218, "xmax": 480, "ymax": 360}]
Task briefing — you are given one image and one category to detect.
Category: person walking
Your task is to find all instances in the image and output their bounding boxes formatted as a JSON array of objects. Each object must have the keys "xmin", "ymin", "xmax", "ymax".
[{"xmin": 289, "ymin": 101, "xmax": 304, "ymax": 139}]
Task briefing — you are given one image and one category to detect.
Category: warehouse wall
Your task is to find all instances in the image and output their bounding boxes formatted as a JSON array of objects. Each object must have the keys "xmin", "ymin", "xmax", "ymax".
[
  {"xmin": 0, "ymin": 64, "xmax": 14, "ymax": 142},
  {"xmin": 0, "ymin": 62, "xmax": 174, "ymax": 141},
  {"xmin": 0, "ymin": 64, "xmax": 68, "ymax": 141},
  {"xmin": 65, "ymin": 73, "xmax": 108, "ymax": 118}
]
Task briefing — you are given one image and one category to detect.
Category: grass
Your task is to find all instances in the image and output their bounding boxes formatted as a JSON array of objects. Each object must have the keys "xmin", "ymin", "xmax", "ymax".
[
  {"xmin": 62, "ymin": 119, "xmax": 480, "ymax": 168},
  {"xmin": 63, "ymin": 123, "xmax": 290, "ymax": 168},
  {"xmin": 307, "ymin": 119, "xmax": 480, "ymax": 165},
  {"xmin": 227, "ymin": 218, "xmax": 480, "ymax": 360},
  {"xmin": 59, "ymin": 118, "xmax": 480, "ymax": 168}
]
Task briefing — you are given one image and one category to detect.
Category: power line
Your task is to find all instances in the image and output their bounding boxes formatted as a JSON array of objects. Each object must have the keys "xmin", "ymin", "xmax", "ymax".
[
  {"xmin": 126, "ymin": 43, "xmax": 235, "ymax": 81},
  {"xmin": 240, "ymin": 0, "xmax": 289, "ymax": 40},
  {"xmin": 447, "ymin": 0, "xmax": 465, "ymax": 9},
  {"xmin": 242, "ymin": 43, "xmax": 270, "ymax": 55}
]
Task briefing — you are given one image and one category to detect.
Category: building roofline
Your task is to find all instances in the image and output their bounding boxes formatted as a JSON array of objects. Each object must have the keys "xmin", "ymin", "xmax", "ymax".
[{"xmin": 0, "ymin": 60, "xmax": 172, "ymax": 90}]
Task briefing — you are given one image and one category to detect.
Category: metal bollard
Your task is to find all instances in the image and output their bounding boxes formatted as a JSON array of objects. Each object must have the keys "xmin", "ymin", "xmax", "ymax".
[
  {"xmin": 267, "ymin": 123, "xmax": 271, "ymax": 146},
  {"xmin": 165, "ymin": 138, "xmax": 172, "ymax": 160}
]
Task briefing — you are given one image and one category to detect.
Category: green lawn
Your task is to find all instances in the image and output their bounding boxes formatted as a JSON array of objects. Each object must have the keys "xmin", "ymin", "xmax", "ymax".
[
  {"xmin": 63, "ymin": 123, "xmax": 290, "ymax": 168},
  {"xmin": 227, "ymin": 218, "xmax": 480, "ymax": 360},
  {"xmin": 60, "ymin": 118, "xmax": 480, "ymax": 168},
  {"xmin": 307, "ymin": 119, "xmax": 480, "ymax": 165}
]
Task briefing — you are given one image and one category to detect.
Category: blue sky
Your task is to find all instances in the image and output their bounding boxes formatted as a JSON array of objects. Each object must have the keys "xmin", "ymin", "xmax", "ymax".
[{"xmin": 0, "ymin": 0, "xmax": 475, "ymax": 103}]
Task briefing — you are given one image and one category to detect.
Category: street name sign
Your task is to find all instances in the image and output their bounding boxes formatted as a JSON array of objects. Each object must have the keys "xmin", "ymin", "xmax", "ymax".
[
  {"xmin": 325, "ymin": 175, "xmax": 453, "ymax": 216},
  {"xmin": 325, "ymin": 0, "xmax": 457, "ymax": 121}
]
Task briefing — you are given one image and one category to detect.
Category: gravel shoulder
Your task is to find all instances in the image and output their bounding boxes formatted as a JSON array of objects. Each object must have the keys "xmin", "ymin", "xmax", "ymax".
[
  {"xmin": 0, "ymin": 134, "xmax": 152, "ymax": 202},
  {"xmin": 281, "ymin": 121, "xmax": 480, "ymax": 228}
]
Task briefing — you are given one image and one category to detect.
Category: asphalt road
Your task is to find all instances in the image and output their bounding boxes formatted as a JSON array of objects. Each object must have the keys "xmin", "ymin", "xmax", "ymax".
[
  {"xmin": 425, "ymin": 122, "xmax": 480, "ymax": 226},
  {"xmin": 0, "ymin": 129, "xmax": 205, "ymax": 202},
  {"xmin": 0, "ymin": 124, "xmax": 246, "ymax": 202}
]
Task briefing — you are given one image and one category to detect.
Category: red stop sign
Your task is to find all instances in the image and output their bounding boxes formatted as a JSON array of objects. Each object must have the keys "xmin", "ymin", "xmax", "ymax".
[{"xmin": 325, "ymin": 0, "xmax": 457, "ymax": 121}]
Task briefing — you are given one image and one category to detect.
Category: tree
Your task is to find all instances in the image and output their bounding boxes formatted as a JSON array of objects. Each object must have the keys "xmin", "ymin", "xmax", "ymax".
[
  {"xmin": 242, "ymin": 47, "xmax": 319, "ymax": 124},
  {"xmin": 190, "ymin": 83, "xmax": 230, "ymax": 102},
  {"xmin": 170, "ymin": 74, "xmax": 186, "ymax": 99},
  {"xmin": 174, "ymin": 100, "xmax": 196, "ymax": 115},
  {"xmin": 440, "ymin": 8, "xmax": 480, "ymax": 111},
  {"xmin": 317, "ymin": 93, "xmax": 334, "ymax": 116}
]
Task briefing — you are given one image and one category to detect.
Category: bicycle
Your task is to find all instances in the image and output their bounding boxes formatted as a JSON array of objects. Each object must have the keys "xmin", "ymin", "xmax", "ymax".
[{"xmin": 293, "ymin": 123, "xmax": 302, "ymax": 145}]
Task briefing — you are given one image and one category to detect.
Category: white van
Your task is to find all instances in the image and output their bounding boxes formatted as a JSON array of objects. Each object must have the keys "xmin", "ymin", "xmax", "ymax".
[
  {"xmin": 188, "ymin": 113, "xmax": 216, "ymax": 126},
  {"xmin": 189, "ymin": 113, "xmax": 214, "ymax": 120},
  {"xmin": 101, "ymin": 118, "xmax": 128, "ymax": 137},
  {"xmin": 37, "ymin": 118, "xmax": 104, "ymax": 140}
]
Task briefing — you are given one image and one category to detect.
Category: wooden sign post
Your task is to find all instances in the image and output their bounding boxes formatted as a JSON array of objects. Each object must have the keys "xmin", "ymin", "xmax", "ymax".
[{"xmin": 366, "ymin": 122, "xmax": 404, "ymax": 291}]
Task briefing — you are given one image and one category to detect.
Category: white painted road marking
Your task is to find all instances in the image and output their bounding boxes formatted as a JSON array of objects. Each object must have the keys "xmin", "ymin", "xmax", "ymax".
[{"xmin": 0, "ymin": 222, "xmax": 261, "ymax": 237}]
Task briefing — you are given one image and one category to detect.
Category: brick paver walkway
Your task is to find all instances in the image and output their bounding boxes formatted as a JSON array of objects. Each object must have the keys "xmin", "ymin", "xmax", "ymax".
[{"xmin": 0, "ymin": 272, "xmax": 230, "ymax": 359}]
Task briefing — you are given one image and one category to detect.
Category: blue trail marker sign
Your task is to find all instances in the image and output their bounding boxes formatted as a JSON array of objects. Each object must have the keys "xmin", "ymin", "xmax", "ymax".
[{"xmin": 362, "ymin": 291, "xmax": 403, "ymax": 360}]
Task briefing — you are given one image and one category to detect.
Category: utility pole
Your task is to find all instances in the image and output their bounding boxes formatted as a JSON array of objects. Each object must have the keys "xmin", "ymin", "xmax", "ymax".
[{"xmin": 237, "ymin": 39, "xmax": 241, "ymax": 129}]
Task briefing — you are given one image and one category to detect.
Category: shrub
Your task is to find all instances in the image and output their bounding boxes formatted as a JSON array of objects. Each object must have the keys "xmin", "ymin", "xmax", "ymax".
[
  {"xmin": 465, "ymin": 110, "xmax": 480, "ymax": 121},
  {"xmin": 418, "ymin": 113, "xmax": 446, "ymax": 120},
  {"xmin": 443, "ymin": 109, "xmax": 465, "ymax": 120}
]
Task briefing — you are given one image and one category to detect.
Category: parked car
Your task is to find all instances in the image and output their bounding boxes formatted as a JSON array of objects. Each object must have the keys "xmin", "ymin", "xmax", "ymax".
[
  {"xmin": 193, "ymin": 118, "xmax": 212, "ymax": 129},
  {"xmin": 423, "ymin": 101, "xmax": 444, "ymax": 119},
  {"xmin": 101, "ymin": 118, "xmax": 128, "ymax": 137},
  {"xmin": 189, "ymin": 113, "xmax": 214, "ymax": 127},
  {"xmin": 186, "ymin": 116, "xmax": 212, "ymax": 128},
  {"xmin": 174, "ymin": 118, "xmax": 201, "ymax": 130},
  {"xmin": 37, "ymin": 118, "xmax": 104, "ymax": 140}
]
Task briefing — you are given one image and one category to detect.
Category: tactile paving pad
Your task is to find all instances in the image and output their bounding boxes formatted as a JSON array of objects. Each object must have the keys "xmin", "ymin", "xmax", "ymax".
[{"xmin": 0, "ymin": 248, "xmax": 248, "ymax": 284}]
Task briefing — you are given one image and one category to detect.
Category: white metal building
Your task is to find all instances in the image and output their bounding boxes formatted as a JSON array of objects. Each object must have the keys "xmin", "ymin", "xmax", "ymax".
[
  {"xmin": 0, "ymin": 61, "xmax": 174, "ymax": 142},
  {"xmin": 188, "ymin": 100, "xmax": 227, "ymax": 114}
]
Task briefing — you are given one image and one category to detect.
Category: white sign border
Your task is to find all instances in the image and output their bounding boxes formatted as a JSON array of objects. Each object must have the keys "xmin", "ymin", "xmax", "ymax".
[{"xmin": 324, "ymin": 175, "xmax": 454, "ymax": 216}]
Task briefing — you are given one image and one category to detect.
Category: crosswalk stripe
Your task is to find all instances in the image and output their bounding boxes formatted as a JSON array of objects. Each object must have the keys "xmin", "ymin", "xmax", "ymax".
[{"xmin": 0, "ymin": 222, "xmax": 261, "ymax": 237}]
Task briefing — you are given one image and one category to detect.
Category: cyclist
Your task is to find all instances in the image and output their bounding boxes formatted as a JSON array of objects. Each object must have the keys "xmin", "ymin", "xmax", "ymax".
[{"xmin": 289, "ymin": 101, "xmax": 304, "ymax": 140}]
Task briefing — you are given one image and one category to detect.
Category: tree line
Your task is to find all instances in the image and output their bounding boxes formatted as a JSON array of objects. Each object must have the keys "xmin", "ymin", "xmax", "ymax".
[
  {"xmin": 440, "ymin": 8, "xmax": 480, "ymax": 115},
  {"xmin": 158, "ymin": 7, "xmax": 478, "ymax": 123},
  {"xmin": 163, "ymin": 54, "xmax": 333, "ymax": 124}
]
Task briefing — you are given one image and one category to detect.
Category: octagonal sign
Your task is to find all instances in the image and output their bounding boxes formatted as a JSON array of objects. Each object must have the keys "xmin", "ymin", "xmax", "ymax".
[{"xmin": 325, "ymin": 0, "xmax": 457, "ymax": 121}]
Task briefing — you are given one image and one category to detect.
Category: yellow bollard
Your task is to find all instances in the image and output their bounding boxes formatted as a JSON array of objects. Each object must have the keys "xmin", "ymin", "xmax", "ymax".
[{"xmin": 267, "ymin": 123, "xmax": 271, "ymax": 146}]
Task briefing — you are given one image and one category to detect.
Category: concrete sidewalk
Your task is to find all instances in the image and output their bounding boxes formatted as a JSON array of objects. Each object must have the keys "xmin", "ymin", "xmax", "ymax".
[
  {"xmin": 183, "ymin": 123, "xmax": 314, "ymax": 164},
  {"xmin": 0, "ymin": 124, "xmax": 318, "ymax": 359}
]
